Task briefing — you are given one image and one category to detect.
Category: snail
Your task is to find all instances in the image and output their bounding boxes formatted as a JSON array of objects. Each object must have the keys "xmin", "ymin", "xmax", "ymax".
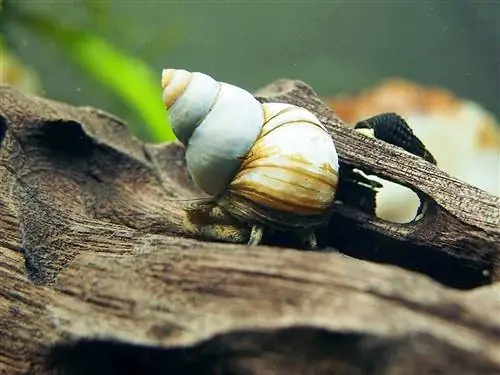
[
  {"xmin": 161, "ymin": 69, "xmax": 437, "ymax": 249},
  {"xmin": 161, "ymin": 68, "xmax": 339, "ymax": 248}
]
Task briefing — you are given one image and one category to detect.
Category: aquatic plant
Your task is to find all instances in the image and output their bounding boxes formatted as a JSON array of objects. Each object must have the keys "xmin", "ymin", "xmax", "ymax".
[{"xmin": 0, "ymin": 0, "xmax": 175, "ymax": 143}]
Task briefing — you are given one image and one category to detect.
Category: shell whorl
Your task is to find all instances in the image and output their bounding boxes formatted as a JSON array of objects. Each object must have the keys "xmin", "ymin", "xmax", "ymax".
[
  {"xmin": 162, "ymin": 69, "xmax": 264, "ymax": 196},
  {"xmin": 228, "ymin": 102, "xmax": 340, "ymax": 216}
]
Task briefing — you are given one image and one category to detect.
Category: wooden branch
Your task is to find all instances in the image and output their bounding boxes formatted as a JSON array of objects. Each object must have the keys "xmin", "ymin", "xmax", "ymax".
[
  {"xmin": 1, "ymin": 83, "xmax": 499, "ymax": 375},
  {"xmin": 255, "ymin": 80, "xmax": 500, "ymax": 288}
]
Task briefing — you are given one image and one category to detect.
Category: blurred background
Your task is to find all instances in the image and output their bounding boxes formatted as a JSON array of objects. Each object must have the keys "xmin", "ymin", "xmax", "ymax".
[{"xmin": 1, "ymin": 0, "xmax": 499, "ymax": 221}]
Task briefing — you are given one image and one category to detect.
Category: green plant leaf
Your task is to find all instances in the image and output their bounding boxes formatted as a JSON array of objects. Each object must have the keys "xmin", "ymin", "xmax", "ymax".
[{"xmin": 11, "ymin": 10, "xmax": 175, "ymax": 143}]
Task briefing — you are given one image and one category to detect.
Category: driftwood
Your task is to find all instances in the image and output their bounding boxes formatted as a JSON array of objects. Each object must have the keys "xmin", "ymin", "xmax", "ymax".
[{"xmin": 0, "ymin": 80, "xmax": 499, "ymax": 375}]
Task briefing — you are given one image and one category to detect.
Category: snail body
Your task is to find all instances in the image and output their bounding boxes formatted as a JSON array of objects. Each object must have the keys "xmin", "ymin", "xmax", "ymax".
[{"xmin": 161, "ymin": 68, "xmax": 339, "ymax": 246}]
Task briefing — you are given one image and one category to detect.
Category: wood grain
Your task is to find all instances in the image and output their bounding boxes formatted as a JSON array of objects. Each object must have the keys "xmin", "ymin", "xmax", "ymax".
[{"xmin": 1, "ymin": 83, "xmax": 499, "ymax": 374}]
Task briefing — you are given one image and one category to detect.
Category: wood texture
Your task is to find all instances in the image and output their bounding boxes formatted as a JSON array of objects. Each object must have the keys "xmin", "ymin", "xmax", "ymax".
[{"xmin": 1, "ymin": 82, "xmax": 499, "ymax": 375}]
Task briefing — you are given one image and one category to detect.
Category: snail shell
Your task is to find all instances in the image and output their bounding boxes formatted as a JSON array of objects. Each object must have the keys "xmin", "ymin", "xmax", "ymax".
[
  {"xmin": 162, "ymin": 68, "xmax": 339, "ymax": 227},
  {"xmin": 229, "ymin": 102, "xmax": 339, "ymax": 216},
  {"xmin": 161, "ymin": 68, "xmax": 264, "ymax": 196}
]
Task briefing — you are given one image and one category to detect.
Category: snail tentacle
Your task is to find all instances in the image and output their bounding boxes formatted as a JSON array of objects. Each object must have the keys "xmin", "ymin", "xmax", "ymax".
[
  {"xmin": 248, "ymin": 224, "xmax": 265, "ymax": 246},
  {"xmin": 302, "ymin": 231, "xmax": 318, "ymax": 250}
]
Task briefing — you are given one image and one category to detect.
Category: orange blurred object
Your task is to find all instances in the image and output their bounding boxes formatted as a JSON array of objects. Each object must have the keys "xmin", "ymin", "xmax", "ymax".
[{"xmin": 324, "ymin": 78, "xmax": 500, "ymax": 222}]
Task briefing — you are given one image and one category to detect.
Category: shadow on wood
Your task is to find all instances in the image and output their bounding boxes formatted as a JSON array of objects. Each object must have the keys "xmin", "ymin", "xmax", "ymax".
[{"xmin": 0, "ymin": 82, "xmax": 499, "ymax": 374}]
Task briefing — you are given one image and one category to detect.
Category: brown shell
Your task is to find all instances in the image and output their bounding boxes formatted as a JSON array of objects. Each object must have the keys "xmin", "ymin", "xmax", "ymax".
[{"xmin": 229, "ymin": 103, "xmax": 339, "ymax": 216}]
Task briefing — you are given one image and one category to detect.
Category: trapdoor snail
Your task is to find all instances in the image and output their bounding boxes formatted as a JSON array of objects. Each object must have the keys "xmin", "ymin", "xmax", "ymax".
[{"xmin": 161, "ymin": 69, "xmax": 436, "ymax": 249}]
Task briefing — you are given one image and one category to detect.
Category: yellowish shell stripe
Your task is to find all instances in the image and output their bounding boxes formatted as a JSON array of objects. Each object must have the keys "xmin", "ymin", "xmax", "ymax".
[
  {"xmin": 260, "ymin": 119, "xmax": 328, "ymax": 140},
  {"xmin": 230, "ymin": 178, "xmax": 337, "ymax": 215},
  {"xmin": 230, "ymin": 162, "xmax": 338, "ymax": 214},
  {"xmin": 161, "ymin": 69, "xmax": 193, "ymax": 109},
  {"xmin": 262, "ymin": 105, "xmax": 328, "ymax": 135},
  {"xmin": 160, "ymin": 68, "xmax": 176, "ymax": 89},
  {"xmin": 242, "ymin": 124, "xmax": 335, "ymax": 172},
  {"xmin": 231, "ymin": 104, "xmax": 339, "ymax": 215},
  {"xmin": 241, "ymin": 162, "xmax": 338, "ymax": 189}
]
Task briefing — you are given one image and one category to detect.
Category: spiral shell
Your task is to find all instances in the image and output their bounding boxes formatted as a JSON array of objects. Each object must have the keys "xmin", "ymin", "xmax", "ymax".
[
  {"xmin": 161, "ymin": 68, "xmax": 340, "ymax": 228},
  {"xmin": 228, "ymin": 103, "xmax": 339, "ymax": 216},
  {"xmin": 161, "ymin": 68, "xmax": 264, "ymax": 196}
]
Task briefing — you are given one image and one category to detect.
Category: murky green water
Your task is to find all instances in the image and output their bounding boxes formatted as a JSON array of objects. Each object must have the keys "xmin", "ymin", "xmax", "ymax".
[{"xmin": 1, "ymin": 1, "xmax": 498, "ymax": 139}]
